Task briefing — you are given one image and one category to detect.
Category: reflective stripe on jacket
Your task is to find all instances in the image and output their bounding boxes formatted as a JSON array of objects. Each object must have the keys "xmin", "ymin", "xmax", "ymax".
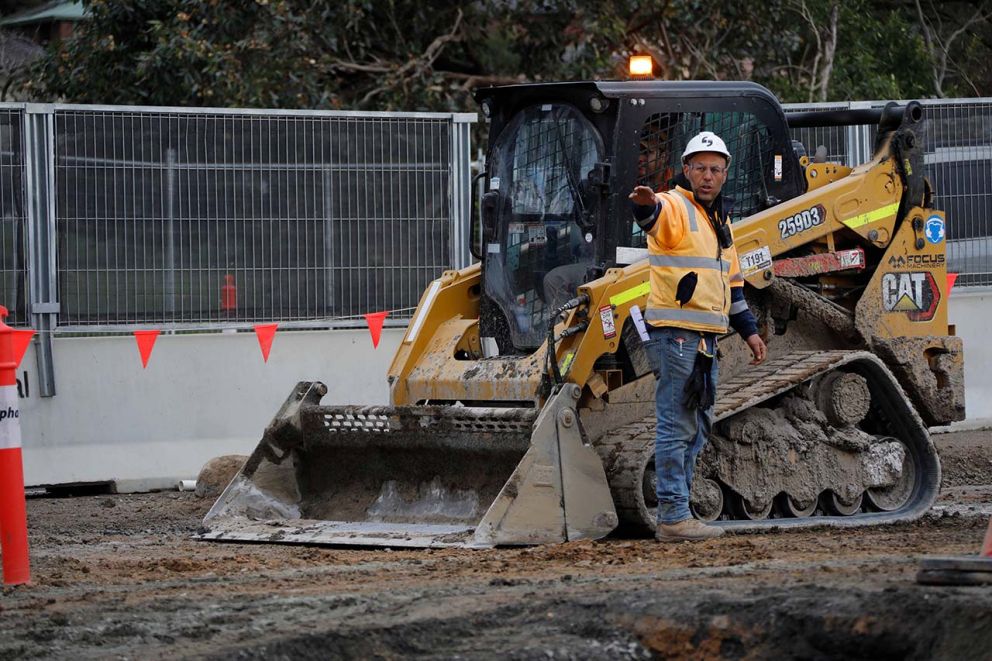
[{"xmin": 644, "ymin": 185, "xmax": 745, "ymax": 334}]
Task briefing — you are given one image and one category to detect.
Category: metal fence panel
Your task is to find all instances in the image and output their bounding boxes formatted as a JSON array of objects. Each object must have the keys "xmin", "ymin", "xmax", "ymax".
[
  {"xmin": 53, "ymin": 108, "xmax": 469, "ymax": 327},
  {"xmin": 5, "ymin": 97, "xmax": 992, "ymax": 337},
  {"xmin": 0, "ymin": 107, "xmax": 26, "ymax": 325},
  {"xmin": 785, "ymin": 98, "xmax": 992, "ymax": 285},
  {"xmin": 782, "ymin": 102, "xmax": 854, "ymax": 165},
  {"xmin": 915, "ymin": 99, "xmax": 992, "ymax": 286}
]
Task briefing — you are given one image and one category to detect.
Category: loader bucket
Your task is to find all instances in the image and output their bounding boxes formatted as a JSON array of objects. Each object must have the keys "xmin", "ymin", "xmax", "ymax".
[{"xmin": 199, "ymin": 382, "xmax": 618, "ymax": 548}]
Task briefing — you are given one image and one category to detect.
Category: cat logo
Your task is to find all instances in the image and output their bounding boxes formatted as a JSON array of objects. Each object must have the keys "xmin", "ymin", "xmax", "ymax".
[{"xmin": 881, "ymin": 271, "xmax": 940, "ymax": 322}]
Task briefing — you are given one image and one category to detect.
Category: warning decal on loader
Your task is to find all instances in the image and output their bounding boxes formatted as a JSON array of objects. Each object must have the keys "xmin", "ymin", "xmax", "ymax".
[
  {"xmin": 740, "ymin": 245, "xmax": 772, "ymax": 275},
  {"xmin": 600, "ymin": 305, "xmax": 617, "ymax": 339}
]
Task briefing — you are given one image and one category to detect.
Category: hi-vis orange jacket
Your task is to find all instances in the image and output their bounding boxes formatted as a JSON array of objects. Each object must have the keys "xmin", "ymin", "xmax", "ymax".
[{"xmin": 642, "ymin": 185, "xmax": 746, "ymax": 334}]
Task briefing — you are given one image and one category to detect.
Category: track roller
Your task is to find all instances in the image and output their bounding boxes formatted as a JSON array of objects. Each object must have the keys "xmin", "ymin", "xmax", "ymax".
[
  {"xmin": 864, "ymin": 438, "xmax": 916, "ymax": 511},
  {"xmin": 729, "ymin": 491, "xmax": 774, "ymax": 520},
  {"xmin": 776, "ymin": 493, "xmax": 818, "ymax": 518},
  {"xmin": 822, "ymin": 491, "xmax": 863, "ymax": 516},
  {"xmin": 690, "ymin": 478, "xmax": 724, "ymax": 522}
]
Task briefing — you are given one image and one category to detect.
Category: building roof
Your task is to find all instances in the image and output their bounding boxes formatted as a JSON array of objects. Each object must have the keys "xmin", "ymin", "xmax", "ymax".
[{"xmin": 0, "ymin": 1, "xmax": 87, "ymax": 27}]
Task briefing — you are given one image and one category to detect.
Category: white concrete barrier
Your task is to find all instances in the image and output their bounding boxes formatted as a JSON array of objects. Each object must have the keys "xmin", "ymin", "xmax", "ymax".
[
  {"xmin": 948, "ymin": 286, "xmax": 992, "ymax": 429},
  {"xmin": 17, "ymin": 328, "xmax": 402, "ymax": 490}
]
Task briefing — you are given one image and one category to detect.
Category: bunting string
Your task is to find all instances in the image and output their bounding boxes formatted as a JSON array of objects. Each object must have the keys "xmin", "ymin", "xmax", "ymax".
[
  {"xmin": 2, "ymin": 308, "xmax": 411, "ymax": 369},
  {"xmin": 7, "ymin": 308, "xmax": 417, "ymax": 336}
]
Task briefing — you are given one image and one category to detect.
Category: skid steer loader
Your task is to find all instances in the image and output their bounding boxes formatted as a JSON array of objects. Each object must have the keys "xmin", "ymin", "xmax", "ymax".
[{"xmin": 200, "ymin": 80, "xmax": 964, "ymax": 548}]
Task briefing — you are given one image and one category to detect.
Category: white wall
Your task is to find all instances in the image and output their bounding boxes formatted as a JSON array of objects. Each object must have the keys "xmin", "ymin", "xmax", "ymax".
[
  {"xmin": 948, "ymin": 286, "xmax": 992, "ymax": 428},
  {"xmin": 16, "ymin": 328, "xmax": 403, "ymax": 490}
]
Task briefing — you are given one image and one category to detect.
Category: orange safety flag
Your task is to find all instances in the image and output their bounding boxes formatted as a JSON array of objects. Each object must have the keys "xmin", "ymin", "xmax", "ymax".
[
  {"xmin": 947, "ymin": 272, "xmax": 958, "ymax": 294},
  {"xmin": 134, "ymin": 330, "xmax": 160, "ymax": 369},
  {"xmin": 364, "ymin": 311, "xmax": 389, "ymax": 349},
  {"xmin": 12, "ymin": 330, "xmax": 34, "ymax": 369},
  {"xmin": 254, "ymin": 323, "xmax": 278, "ymax": 363}
]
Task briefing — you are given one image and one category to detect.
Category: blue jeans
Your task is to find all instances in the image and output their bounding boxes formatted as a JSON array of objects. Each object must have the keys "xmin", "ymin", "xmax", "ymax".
[{"xmin": 643, "ymin": 326, "xmax": 718, "ymax": 524}]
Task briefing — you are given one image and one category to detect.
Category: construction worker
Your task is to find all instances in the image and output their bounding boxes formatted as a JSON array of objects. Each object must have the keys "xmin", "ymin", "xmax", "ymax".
[{"xmin": 629, "ymin": 130, "xmax": 767, "ymax": 542}]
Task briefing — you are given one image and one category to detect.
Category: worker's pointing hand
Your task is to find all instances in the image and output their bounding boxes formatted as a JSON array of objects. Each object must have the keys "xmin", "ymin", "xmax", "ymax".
[
  {"xmin": 628, "ymin": 185, "xmax": 658, "ymax": 207},
  {"xmin": 745, "ymin": 334, "xmax": 767, "ymax": 365}
]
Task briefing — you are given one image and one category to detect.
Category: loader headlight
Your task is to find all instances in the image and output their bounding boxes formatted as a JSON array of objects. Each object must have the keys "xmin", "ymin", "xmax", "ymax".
[{"xmin": 589, "ymin": 96, "xmax": 609, "ymax": 113}]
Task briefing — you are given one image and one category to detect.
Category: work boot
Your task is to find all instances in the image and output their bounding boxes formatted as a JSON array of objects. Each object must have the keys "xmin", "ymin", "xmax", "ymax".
[{"xmin": 655, "ymin": 518, "xmax": 724, "ymax": 542}]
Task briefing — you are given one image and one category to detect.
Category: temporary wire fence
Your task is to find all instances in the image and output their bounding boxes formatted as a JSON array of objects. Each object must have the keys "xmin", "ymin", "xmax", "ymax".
[
  {"xmin": 51, "ymin": 107, "xmax": 473, "ymax": 328},
  {"xmin": 3, "ymin": 97, "xmax": 992, "ymax": 339},
  {"xmin": 784, "ymin": 98, "xmax": 992, "ymax": 286},
  {"xmin": 0, "ymin": 108, "xmax": 26, "ymax": 326}
]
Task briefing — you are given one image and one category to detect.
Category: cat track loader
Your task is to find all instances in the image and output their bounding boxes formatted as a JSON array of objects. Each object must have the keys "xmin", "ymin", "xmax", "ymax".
[{"xmin": 200, "ymin": 81, "xmax": 964, "ymax": 548}]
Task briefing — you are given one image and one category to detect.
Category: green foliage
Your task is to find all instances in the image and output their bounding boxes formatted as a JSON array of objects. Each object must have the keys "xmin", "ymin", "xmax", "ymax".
[
  {"xmin": 22, "ymin": 0, "xmax": 992, "ymax": 110},
  {"xmin": 30, "ymin": 0, "xmax": 489, "ymax": 109},
  {"xmin": 830, "ymin": 6, "xmax": 932, "ymax": 100}
]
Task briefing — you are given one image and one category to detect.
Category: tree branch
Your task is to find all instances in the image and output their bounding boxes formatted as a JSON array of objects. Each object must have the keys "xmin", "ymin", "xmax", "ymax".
[
  {"xmin": 915, "ymin": 0, "xmax": 991, "ymax": 97},
  {"xmin": 914, "ymin": 0, "xmax": 941, "ymax": 95},
  {"xmin": 359, "ymin": 9, "xmax": 464, "ymax": 106},
  {"xmin": 437, "ymin": 70, "xmax": 526, "ymax": 90},
  {"xmin": 797, "ymin": 0, "xmax": 824, "ymax": 102},
  {"xmin": 817, "ymin": 3, "xmax": 839, "ymax": 101},
  {"xmin": 330, "ymin": 59, "xmax": 393, "ymax": 74}
]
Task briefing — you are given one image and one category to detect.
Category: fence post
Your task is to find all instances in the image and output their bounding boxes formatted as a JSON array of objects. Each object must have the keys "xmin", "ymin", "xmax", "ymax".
[
  {"xmin": 23, "ymin": 104, "xmax": 57, "ymax": 397},
  {"xmin": 449, "ymin": 113, "xmax": 477, "ymax": 271},
  {"xmin": 845, "ymin": 100, "xmax": 874, "ymax": 166},
  {"xmin": 0, "ymin": 305, "xmax": 31, "ymax": 585},
  {"xmin": 165, "ymin": 148, "xmax": 177, "ymax": 322},
  {"xmin": 323, "ymin": 169, "xmax": 335, "ymax": 318}
]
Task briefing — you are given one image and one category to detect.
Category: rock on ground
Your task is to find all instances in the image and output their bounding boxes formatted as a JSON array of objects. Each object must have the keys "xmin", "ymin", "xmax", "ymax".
[{"xmin": 194, "ymin": 454, "xmax": 247, "ymax": 499}]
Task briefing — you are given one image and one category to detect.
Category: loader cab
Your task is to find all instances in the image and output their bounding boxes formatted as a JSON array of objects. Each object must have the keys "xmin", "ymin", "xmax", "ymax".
[{"xmin": 474, "ymin": 81, "xmax": 804, "ymax": 354}]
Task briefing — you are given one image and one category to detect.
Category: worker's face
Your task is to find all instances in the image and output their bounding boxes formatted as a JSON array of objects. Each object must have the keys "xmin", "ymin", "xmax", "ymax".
[{"xmin": 683, "ymin": 152, "xmax": 728, "ymax": 203}]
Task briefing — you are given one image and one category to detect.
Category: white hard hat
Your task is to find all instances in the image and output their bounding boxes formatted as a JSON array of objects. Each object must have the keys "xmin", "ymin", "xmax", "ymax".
[{"xmin": 682, "ymin": 131, "xmax": 731, "ymax": 164}]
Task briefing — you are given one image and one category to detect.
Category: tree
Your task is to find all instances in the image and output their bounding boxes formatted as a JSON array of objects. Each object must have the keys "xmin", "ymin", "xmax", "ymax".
[
  {"xmin": 28, "ymin": 1, "xmax": 495, "ymax": 110},
  {"xmin": 21, "ymin": 0, "xmax": 992, "ymax": 110},
  {"xmin": 912, "ymin": 0, "xmax": 992, "ymax": 97}
]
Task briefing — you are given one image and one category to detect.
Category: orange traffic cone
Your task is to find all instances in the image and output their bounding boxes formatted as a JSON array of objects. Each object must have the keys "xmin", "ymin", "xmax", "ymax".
[
  {"xmin": 0, "ymin": 305, "xmax": 32, "ymax": 586},
  {"xmin": 982, "ymin": 515, "xmax": 992, "ymax": 559}
]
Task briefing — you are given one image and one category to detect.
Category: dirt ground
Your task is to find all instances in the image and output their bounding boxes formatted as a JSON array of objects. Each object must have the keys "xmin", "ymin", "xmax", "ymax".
[{"xmin": 3, "ymin": 430, "xmax": 992, "ymax": 660}]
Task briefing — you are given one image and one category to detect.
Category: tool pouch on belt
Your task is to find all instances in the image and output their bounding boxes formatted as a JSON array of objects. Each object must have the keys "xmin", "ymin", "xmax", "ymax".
[{"xmin": 682, "ymin": 336, "xmax": 715, "ymax": 411}]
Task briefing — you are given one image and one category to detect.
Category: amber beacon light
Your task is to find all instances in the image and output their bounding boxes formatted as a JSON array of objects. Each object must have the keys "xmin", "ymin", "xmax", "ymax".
[{"xmin": 629, "ymin": 54, "xmax": 654, "ymax": 78}]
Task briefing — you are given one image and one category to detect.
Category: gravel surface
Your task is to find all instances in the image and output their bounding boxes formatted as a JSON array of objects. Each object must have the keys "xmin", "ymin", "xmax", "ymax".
[{"xmin": 2, "ymin": 430, "xmax": 991, "ymax": 659}]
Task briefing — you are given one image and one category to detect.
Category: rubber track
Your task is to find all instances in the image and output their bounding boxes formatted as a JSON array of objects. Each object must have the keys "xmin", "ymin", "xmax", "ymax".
[{"xmin": 594, "ymin": 350, "xmax": 941, "ymax": 534}]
